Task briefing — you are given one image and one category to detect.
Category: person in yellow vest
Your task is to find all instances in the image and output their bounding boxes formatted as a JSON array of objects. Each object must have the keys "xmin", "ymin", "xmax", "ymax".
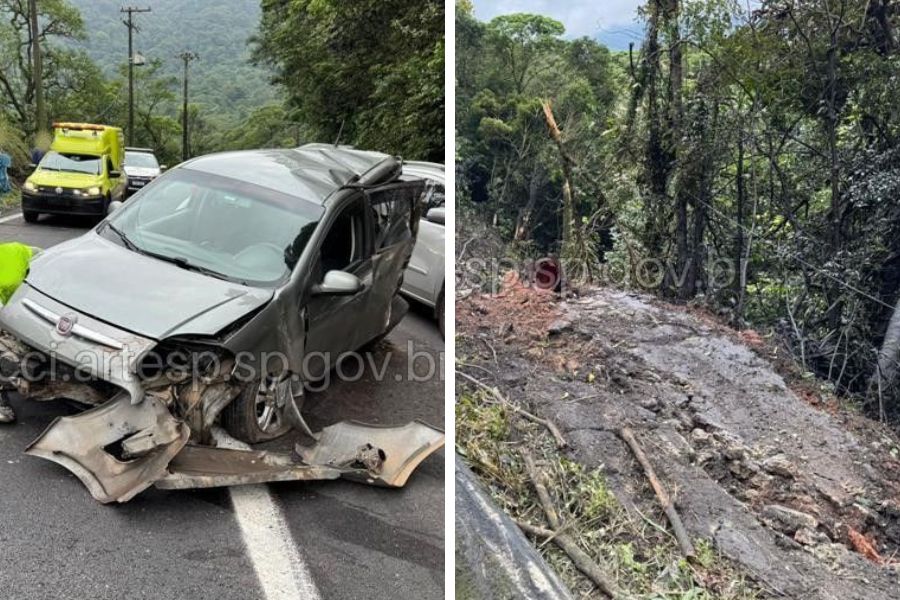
[{"xmin": 0, "ymin": 242, "xmax": 33, "ymax": 423}]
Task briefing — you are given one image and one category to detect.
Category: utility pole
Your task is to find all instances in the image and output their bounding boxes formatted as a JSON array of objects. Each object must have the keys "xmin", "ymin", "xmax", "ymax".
[
  {"xmin": 121, "ymin": 6, "xmax": 151, "ymax": 145},
  {"xmin": 28, "ymin": 0, "xmax": 45, "ymax": 135},
  {"xmin": 178, "ymin": 51, "xmax": 198, "ymax": 161}
]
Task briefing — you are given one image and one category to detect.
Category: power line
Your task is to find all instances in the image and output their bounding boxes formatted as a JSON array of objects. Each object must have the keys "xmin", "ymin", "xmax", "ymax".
[
  {"xmin": 177, "ymin": 51, "xmax": 199, "ymax": 161},
  {"xmin": 121, "ymin": 6, "xmax": 151, "ymax": 144}
]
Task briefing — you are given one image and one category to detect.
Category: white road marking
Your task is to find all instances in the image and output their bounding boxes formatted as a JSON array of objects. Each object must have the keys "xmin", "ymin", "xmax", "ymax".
[
  {"xmin": 0, "ymin": 212, "xmax": 22, "ymax": 224},
  {"xmin": 215, "ymin": 429, "xmax": 322, "ymax": 600}
]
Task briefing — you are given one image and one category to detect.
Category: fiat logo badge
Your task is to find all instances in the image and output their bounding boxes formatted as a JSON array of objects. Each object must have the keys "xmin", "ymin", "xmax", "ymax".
[{"xmin": 56, "ymin": 314, "xmax": 77, "ymax": 336}]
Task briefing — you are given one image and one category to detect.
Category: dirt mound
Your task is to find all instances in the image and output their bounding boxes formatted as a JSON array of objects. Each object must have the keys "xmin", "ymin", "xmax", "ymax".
[
  {"xmin": 458, "ymin": 285, "xmax": 900, "ymax": 599},
  {"xmin": 458, "ymin": 272, "xmax": 562, "ymax": 342}
]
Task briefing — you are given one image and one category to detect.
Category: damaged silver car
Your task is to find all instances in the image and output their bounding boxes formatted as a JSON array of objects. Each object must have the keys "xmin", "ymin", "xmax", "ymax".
[{"xmin": 0, "ymin": 143, "xmax": 444, "ymax": 503}]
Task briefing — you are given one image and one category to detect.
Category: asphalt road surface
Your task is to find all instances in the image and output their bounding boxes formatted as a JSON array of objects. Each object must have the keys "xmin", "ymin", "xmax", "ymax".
[{"xmin": 0, "ymin": 213, "xmax": 445, "ymax": 600}]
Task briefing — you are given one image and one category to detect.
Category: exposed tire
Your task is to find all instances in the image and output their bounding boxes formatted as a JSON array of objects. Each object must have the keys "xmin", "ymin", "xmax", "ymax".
[
  {"xmin": 220, "ymin": 377, "xmax": 292, "ymax": 444},
  {"xmin": 22, "ymin": 210, "xmax": 39, "ymax": 223}
]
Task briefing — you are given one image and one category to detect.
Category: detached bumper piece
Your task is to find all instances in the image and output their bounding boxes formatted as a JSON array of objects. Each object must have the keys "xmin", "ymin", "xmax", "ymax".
[
  {"xmin": 25, "ymin": 394, "xmax": 444, "ymax": 503},
  {"xmin": 295, "ymin": 421, "xmax": 445, "ymax": 488},
  {"xmin": 26, "ymin": 393, "xmax": 189, "ymax": 504}
]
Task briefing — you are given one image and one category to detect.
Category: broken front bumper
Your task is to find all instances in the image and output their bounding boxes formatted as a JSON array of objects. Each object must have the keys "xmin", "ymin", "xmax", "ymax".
[
  {"xmin": 0, "ymin": 289, "xmax": 444, "ymax": 503},
  {"xmin": 25, "ymin": 392, "xmax": 444, "ymax": 503}
]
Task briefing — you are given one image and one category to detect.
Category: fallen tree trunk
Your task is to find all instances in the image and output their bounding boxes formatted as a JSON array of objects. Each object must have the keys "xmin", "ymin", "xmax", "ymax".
[
  {"xmin": 521, "ymin": 451, "xmax": 630, "ymax": 599},
  {"xmin": 619, "ymin": 427, "xmax": 695, "ymax": 558}
]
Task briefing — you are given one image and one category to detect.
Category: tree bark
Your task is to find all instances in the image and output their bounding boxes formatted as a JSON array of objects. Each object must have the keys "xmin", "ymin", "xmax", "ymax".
[
  {"xmin": 734, "ymin": 133, "xmax": 747, "ymax": 322},
  {"xmin": 874, "ymin": 294, "xmax": 900, "ymax": 402},
  {"xmin": 542, "ymin": 100, "xmax": 577, "ymax": 251}
]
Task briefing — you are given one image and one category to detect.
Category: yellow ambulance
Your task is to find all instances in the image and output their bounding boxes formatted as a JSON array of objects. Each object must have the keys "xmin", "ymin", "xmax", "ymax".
[{"xmin": 21, "ymin": 123, "xmax": 126, "ymax": 222}]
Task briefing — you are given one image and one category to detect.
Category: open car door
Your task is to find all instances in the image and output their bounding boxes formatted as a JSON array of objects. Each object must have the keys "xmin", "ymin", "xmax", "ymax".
[{"xmin": 361, "ymin": 180, "xmax": 426, "ymax": 344}]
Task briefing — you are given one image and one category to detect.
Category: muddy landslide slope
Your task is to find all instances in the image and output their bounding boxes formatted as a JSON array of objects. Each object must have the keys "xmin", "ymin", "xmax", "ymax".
[{"xmin": 460, "ymin": 285, "xmax": 900, "ymax": 600}]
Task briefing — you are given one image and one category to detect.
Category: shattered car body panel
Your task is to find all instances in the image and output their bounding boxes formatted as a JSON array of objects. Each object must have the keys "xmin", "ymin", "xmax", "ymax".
[
  {"xmin": 26, "ymin": 393, "xmax": 189, "ymax": 503},
  {"xmin": 0, "ymin": 143, "xmax": 443, "ymax": 502},
  {"xmin": 296, "ymin": 421, "xmax": 445, "ymax": 488}
]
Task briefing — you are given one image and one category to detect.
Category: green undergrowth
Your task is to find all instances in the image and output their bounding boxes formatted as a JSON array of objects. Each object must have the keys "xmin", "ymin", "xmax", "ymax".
[
  {"xmin": 0, "ymin": 189, "xmax": 20, "ymax": 214},
  {"xmin": 456, "ymin": 388, "xmax": 765, "ymax": 599}
]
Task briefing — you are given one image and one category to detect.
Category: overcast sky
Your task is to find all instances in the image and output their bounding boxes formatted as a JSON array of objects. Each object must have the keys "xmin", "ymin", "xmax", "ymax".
[{"xmin": 471, "ymin": 0, "xmax": 645, "ymax": 49}]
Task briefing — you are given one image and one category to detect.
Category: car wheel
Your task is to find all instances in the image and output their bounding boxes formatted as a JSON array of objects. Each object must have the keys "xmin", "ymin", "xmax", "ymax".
[
  {"xmin": 221, "ymin": 376, "xmax": 293, "ymax": 443},
  {"xmin": 22, "ymin": 210, "xmax": 39, "ymax": 223}
]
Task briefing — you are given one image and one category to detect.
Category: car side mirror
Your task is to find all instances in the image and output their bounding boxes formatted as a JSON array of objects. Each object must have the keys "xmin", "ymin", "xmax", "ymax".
[
  {"xmin": 109, "ymin": 170, "xmax": 122, "ymax": 178},
  {"xmin": 311, "ymin": 270, "xmax": 362, "ymax": 296},
  {"xmin": 28, "ymin": 163, "xmax": 37, "ymax": 171},
  {"xmin": 425, "ymin": 207, "xmax": 445, "ymax": 225},
  {"xmin": 107, "ymin": 201, "xmax": 124, "ymax": 215},
  {"xmin": 160, "ymin": 165, "xmax": 167, "ymax": 172}
]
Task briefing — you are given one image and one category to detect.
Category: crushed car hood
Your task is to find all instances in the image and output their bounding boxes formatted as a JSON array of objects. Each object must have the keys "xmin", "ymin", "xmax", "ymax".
[{"xmin": 26, "ymin": 232, "xmax": 273, "ymax": 340}]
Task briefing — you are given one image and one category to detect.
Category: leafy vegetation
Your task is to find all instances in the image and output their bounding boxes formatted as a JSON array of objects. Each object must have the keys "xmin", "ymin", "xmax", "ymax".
[
  {"xmin": 457, "ymin": 387, "xmax": 763, "ymax": 599},
  {"xmin": 253, "ymin": 0, "xmax": 445, "ymax": 162},
  {"xmin": 0, "ymin": 0, "xmax": 443, "ymax": 171},
  {"xmin": 456, "ymin": 0, "xmax": 900, "ymax": 424},
  {"xmin": 69, "ymin": 0, "xmax": 278, "ymax": 124}
]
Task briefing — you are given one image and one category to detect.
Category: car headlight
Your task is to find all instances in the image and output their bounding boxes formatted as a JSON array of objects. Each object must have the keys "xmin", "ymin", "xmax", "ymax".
[
  {"xmin": 23, "ymin": 181, "xmax": 36, "ymax": 191},
  {"xmin": 87, "ymin": 186, "xmax": 101, "ymax": 196}
]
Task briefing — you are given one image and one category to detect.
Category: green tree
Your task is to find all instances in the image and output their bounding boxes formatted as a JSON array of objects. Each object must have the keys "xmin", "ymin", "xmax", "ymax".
[
  {"xmin": 0, "ymin": 0, "xmax": 86, "ymax": 132},
  {"xmin": 253, "ymin": 0, "xmax": 444, "ymax": 161}
]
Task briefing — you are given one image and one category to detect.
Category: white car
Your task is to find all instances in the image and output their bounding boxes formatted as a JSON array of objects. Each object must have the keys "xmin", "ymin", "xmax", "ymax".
[
  {"xmin": 401, "ymin": 161, "xmax": 445, "ymax": 335},
  {"xmin": 124, "ymin": 147, "xmax": 165, "ymax": 197}
]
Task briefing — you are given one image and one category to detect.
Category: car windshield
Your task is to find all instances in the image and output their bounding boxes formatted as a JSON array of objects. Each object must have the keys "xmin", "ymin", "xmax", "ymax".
[
  {"xmin": 40, "ymin": 151, "xmax": 101, "ymax": 175},
  {"xmin": 125, "ymin": 152, "xmax": 159, "ymax": 169},
  {"xmin": 104, "ymin": 168, "xmax": 324, "ymax": 286}
]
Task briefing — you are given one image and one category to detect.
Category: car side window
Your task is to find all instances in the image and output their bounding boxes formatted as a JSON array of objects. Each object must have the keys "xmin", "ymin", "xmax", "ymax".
[
  {"xmin": 423, "ymin": 182, "xmax": 445, "ymax": 211},
  {"xmin": 369, "ymin": 181, "xmax": 426, "ymax": 250},
  {"xmin": 318, "ymin": 196, "xmax": 370, "ymax": 276}
]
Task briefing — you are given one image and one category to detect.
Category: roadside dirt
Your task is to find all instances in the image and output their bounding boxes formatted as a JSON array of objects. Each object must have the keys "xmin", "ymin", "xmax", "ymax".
[{"xmin": 458, "ymin": 282, "xmax": 900, "ymax": 599}]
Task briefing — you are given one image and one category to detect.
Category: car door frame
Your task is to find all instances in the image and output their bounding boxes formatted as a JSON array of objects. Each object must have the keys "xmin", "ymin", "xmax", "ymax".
[{"xmin": 295, "ymin": 190, "xmax": 376, "ymax": 379}]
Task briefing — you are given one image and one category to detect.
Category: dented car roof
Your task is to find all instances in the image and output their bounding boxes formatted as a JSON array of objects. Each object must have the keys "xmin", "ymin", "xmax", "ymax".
[{"xmin": 182, "ymin": 143, "xmax": 393, "ymax": 204}]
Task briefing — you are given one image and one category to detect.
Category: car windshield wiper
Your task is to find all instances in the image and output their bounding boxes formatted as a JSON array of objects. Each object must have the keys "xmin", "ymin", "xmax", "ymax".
[
  {"xmin": 105, "ymin": 222, "xmax": 140, "ymax": 252},
  {"xmin": 104, "ymin": 223, "xmax": 248, "ymax": 285},
  {"xmin": 140, "ymin": 250, "xmax": 247, "ymax": 285}
]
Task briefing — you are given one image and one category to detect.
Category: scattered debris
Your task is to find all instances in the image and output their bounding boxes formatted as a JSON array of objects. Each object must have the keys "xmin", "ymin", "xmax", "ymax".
[
  {"xmin": 457, "ymin": 370, "xmax": 568, "ymax": 449},
  {"xmin": 847, "ymin": 527, "xmax": 885, "ymax": 565},
  {"xmin": 520, "ymin": 451, "xmax": 628, "ymax": 600},
  {"xmin": 458, "ymin": 284, "xmax": 900, "ymax": 598}
]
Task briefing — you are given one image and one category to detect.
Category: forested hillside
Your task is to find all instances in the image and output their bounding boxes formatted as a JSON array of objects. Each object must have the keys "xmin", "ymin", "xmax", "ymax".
[
  {"xmin": 0, "ymin": 0, "xmax": 443, "ymax": 172},
  {"xmin": 457, "ymin": 0, "xmax": 900, "ymax": 426},
  {"xmin": 68, "ymin": 0, "xmax": 277, "ymax": 124}
]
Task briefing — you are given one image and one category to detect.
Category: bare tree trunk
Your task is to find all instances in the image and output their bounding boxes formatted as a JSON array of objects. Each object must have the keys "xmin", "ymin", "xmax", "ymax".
[
  {"xmin": 541, "ymin": 100, "xmax": 577, "ymax": 250},
  {"xmin": 733, "ymin": 133, "xmax": 746, "ymax": 318},
  {"xmin": 643, "ymin": 0, "xmax": 667, "ymax": 258},
  {"xmin": 667, "ymin": 0, "xmax": 685, "ymax": 297},
  {"xmin": 874, "ymin": 294, "xmax": 900, "ymax": 400},
  {"xmin": 514, "ymin": 167, "xmax": 541, "ymax": 242}
]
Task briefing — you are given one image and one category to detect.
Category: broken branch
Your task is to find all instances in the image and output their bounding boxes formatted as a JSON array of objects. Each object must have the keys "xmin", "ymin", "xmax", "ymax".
[
  {"xmin": 619, "ymin": 427, "xmax": 695, "ymax": 558},
  {"xmin": 520, "ymin": 451, "xmax": 630, "ymax": 600},
  {"xmin": 457, "ymin": 370, "xmax": 568, "ymax": 448}
]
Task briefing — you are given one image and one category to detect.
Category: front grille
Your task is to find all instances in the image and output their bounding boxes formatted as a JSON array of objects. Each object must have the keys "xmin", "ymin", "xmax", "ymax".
[
  {"xmin": 127, "ymin": 177, "xmax": 151, "ymax": 188},
  {"xmin": 35, "ymin": 186, "xmax": 82, "ymax": 197}
]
